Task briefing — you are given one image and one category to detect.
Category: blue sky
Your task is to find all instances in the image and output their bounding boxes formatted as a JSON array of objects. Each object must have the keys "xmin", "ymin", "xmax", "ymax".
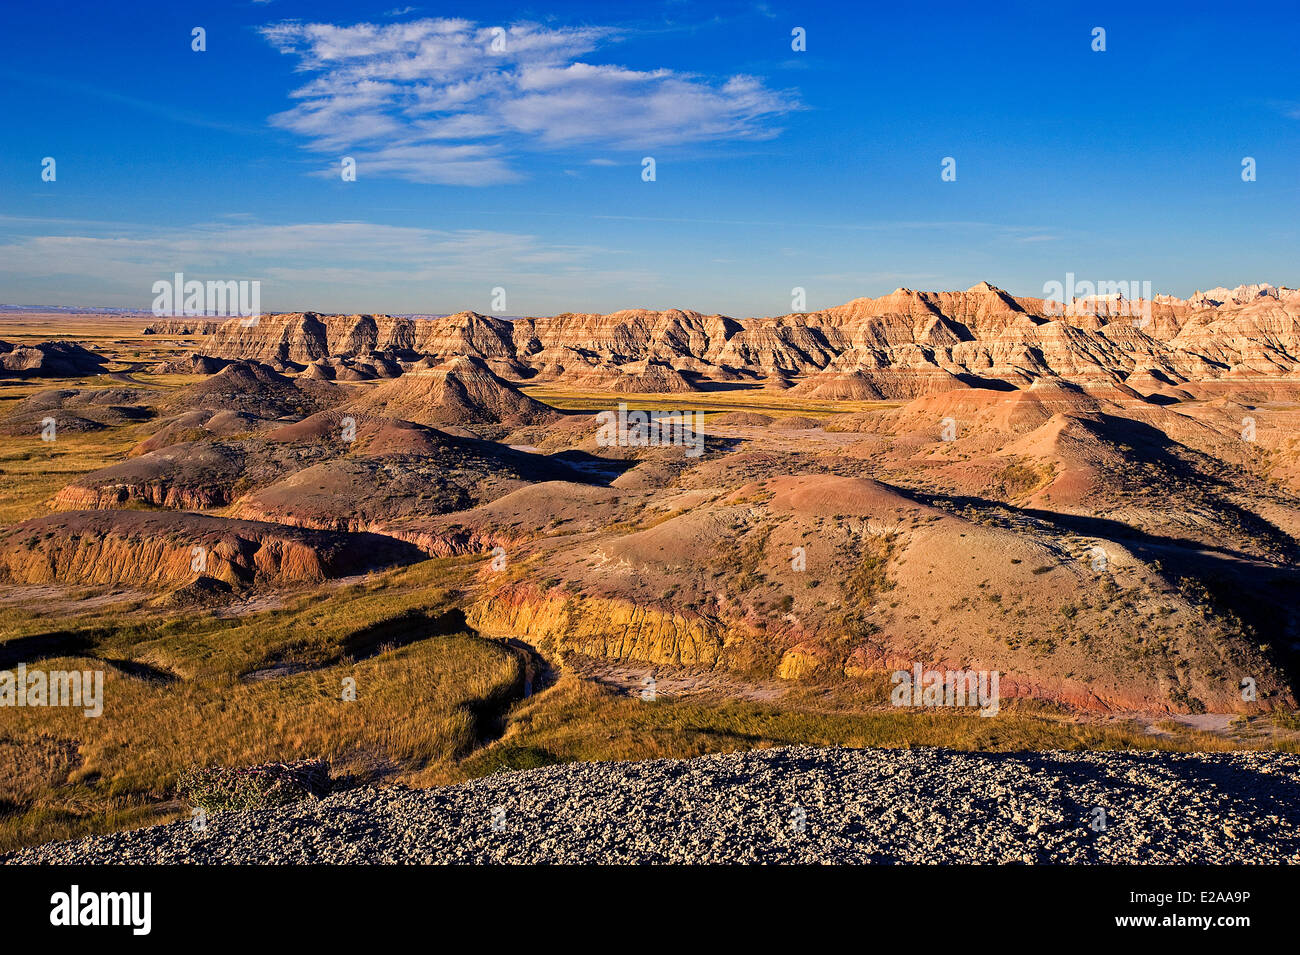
[{"xmin": 1, "ymin": 0, "xmax": 1297, "ymax": 316}]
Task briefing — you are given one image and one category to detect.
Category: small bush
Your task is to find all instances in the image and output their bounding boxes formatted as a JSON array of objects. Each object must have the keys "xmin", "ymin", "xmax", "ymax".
[{"xmin": 176, "ymin": 759, "xmax": 330, "ymax": 812}]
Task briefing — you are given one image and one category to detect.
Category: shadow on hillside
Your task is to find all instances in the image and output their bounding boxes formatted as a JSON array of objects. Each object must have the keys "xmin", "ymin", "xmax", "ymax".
[
  {"xmin": 547, "ymin": 449, "xmax": 639, "ymax": 484},
  {"xmin": 990, "ymin": 749, "xmax": 1300, "ymax": 852},
  {"xmin": 954, "ymin": 373, "xmax": 1019, "ymax": 391},
  {"xmin": 340, "ymin": 608, "xmax": 469, "ymax": 662},
  {"xmin": 685, "ymin": 380, "xmax": 766, "ymax": 393},
  {"xmin": 340, "ymin": 532, "xmax": 432, "ymax": 578},
  {"xmin": 924, "ymin": 411, "xmax": 1299, "ymax": 564},
  {"xmin": 907, "ymin": 483, "xmax": 1300, "ymax": 700},
  {"xmin": 750, "ymin": 748, "xmax": 1300, "ymax": 862},
  {"xmin": 0, "ymin": 630, "xmax": 96, "ymax": 669},
  {"xmin": 550, "ymin": 437, "xmax": 742, "ymax": 485},
  {"xmin": 867, "ymin": 407, "xmax": 1300, "ymax": 695},
  {"xmin": 100, "ymin": 657, "xmax": 179, "ymax": 684},
  {"xmin": 0, "ymin": 630, "xmax": 181, "ymax": 684}
]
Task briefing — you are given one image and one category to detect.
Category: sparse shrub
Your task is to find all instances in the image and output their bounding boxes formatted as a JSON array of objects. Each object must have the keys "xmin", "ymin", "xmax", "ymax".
[
  {"xmin": 485, "ymin": 746, "xmax": 559, "ymax": 774},
  {"xmin": 993, "ymin": 460, "xmax": 1051, "ymax": 498},
  {"xmin": 176, "ymin": 759, "xmax": 330, "ymax": 812},
  {"xmin": 839, "ymin": 533, "xmax": 897, "ymax": 639}
]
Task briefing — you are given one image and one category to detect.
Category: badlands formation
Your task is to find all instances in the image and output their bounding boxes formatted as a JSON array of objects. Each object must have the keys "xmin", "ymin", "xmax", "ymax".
[
  {"xmin": 6, "ymin": 282, "xmax": 1300, "ymax": 718},
  {"xmin": 143, "ymin": 280, "xmax": 1300, "ymax": 397}
]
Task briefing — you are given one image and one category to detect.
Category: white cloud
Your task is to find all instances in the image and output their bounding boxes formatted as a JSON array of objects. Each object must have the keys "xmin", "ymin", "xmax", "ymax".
[
  {"xmin": 0, "ymin": 220, "xmax": 660, "ymax": 313},
  {"xmin": 259, "ymin": 17, "xmax": 798, "ymax": 184},
  {"xmin": 0, "ymin": 222, "xmax": 590, "ymax": 280}
]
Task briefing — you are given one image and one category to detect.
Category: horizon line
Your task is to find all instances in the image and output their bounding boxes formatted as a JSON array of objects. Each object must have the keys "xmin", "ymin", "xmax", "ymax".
[{"xmin": 5, "ymin": 278, "xmax": 1297, "ymax": 323}]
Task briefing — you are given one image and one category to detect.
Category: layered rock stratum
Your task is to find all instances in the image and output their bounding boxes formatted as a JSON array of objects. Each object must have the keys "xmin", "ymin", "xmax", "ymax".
[
  {"xmin": 180, "ymin": 283, "xmax": 1300, "ymax": 396},
  {"xmin": 0, "ymin": 511, "xmax": 423, "ymax": 588},
  {"xmin": 4, "ymin": 280, "xmax": 1299, "ymax": 717}
]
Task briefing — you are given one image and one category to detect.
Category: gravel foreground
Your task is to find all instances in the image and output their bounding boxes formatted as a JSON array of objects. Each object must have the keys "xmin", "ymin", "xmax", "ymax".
[{"xmin": 8, "ymin": 746, "xmax": 1300, "ymax": 864}]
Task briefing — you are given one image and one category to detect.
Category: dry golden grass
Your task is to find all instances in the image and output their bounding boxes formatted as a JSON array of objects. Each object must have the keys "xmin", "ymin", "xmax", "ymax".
[
  {"xmin": 447, "ymin": 671, "xmax": 1285, "ymax": 782},
  {"xmin": 519, "ymin": 385, "xmax": 896, "ymax": 417},
  {"xmin": 0, "ymin": 364, "xmax": 204, "ymax": 525},
  {"xmin": 0, "ymin": 314, "xmax": 156, "ymax": 343},
  {"xmin": 0, "ymin": 430, "xmax": 143, "ymax": 525},
  {"xmin": 0, "ymin": 558, "xmax": 522, "ymax": 851},
  {"xmin": 121, "ymin": 373, "xmax": 202, "ymax": 389}
]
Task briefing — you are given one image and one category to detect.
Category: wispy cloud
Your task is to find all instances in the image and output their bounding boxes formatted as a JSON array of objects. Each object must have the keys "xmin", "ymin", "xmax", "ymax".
[
  {"xmin": 0, "ymin": 221, "xmax": 594, "ymax": 279},
  {"xmin": 259, "ymin": 17, "xmax": 799, "ymax": 185},
  {"xmin": 0, "ymin": 219, "xmax": 658, "ymax": 311}
]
